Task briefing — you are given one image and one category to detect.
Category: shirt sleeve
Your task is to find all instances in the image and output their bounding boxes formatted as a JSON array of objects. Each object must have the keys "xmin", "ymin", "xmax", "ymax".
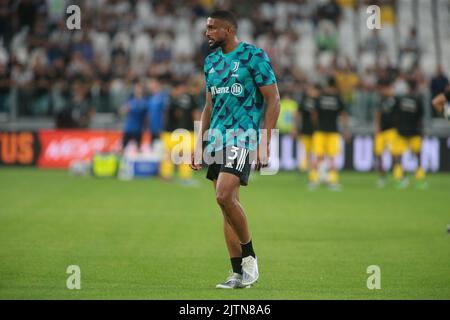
[
  {"xmin": 249, "ymin": 49, "xmax": 277, "ymax": 87},
  {"xmin": 203, "ymin": 58, "xmax": 211, "ymax": 93}
]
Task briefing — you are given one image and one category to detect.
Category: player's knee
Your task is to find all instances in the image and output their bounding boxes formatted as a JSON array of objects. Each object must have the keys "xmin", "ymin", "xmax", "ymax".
[{"xmin": 215, "ymin": 190, "xmax": 234, "ymax": 208}]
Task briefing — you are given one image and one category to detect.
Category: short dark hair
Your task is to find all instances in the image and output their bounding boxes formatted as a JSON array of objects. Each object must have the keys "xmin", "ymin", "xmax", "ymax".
[{"xmin": 209, "ymin": 10, "xmax": 238, "ymax": 30}]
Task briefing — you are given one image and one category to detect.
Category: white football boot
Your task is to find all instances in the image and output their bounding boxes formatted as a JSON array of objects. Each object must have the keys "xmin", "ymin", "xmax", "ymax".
[
  {"xmin": 216, "ymin": 272, "xmax": 249, "ymax": 289},
  {"xmin": 241, "ymin": 256, "xmax": 259, "ymax": 286}
]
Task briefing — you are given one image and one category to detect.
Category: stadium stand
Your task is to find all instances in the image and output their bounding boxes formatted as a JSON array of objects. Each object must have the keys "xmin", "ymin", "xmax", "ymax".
[{"xmin": 0, "ymin": 0, "xmax": 449, "ymax": 137}]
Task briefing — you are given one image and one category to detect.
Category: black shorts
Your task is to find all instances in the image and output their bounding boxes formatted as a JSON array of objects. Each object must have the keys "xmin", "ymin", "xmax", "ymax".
[
  {"xmin": 122, "ymin": 132, "xmax": 142, "ymax": 149},
  {"xmin": 206, "ymin": 146, "xmax": 252, "ymax": 186}
]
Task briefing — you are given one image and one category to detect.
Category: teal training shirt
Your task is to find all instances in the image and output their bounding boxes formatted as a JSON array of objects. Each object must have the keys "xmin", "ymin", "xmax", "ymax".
[{"xmin": 203, "ymin": 42, "xmax": 277, "ymax": 152}]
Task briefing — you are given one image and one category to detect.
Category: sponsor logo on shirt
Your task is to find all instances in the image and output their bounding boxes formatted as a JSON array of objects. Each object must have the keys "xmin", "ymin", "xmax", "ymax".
[{"xmin": 211, "ymin": 83, "xmax": 243, "ymax": 97}]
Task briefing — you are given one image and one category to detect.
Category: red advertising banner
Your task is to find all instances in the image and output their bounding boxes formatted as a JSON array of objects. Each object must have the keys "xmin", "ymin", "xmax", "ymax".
[{"xmin": 37, "ymin": 130, "xmax": 123, "ymax": 168}]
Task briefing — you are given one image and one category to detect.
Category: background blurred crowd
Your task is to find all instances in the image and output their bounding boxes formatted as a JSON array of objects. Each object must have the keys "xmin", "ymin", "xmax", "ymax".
[{"xmin": 0, "ymin": 0, "xmax": 449, "ymax": 130}]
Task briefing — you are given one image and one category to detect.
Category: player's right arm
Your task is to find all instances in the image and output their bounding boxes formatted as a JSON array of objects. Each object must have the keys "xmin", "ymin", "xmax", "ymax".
[
  {"xmin": 190, "ymin": 92, "xmax": 212, "ymax": 170},
  {"xmin": 337, "ymin": 96, "xmax": 351, "ymax": 142},
  {"xmin": 432, "ymin": 89, "xmax": 450, "ymax": 114}
]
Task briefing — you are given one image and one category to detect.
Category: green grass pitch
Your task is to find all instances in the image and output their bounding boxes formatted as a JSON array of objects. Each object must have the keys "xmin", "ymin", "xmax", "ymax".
[{"xmin": 0, "ymin": 168, "xmax": 449, "ymax": 299}]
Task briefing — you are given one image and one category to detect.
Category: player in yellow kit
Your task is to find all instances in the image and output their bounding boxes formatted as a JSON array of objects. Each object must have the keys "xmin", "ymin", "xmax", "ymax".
[
  {"xmin": 310, "ymin": 77, "xmax": 350, "ymax": 190},
  {"xmin": 374, "ymin": 78, "xmax": 399, "ymax": 187},
  {"xmin": 293, "ymin": 83, "xmax": 319, "ymax": 172},
  {"xmin": 392, "ymin": 80, "xmax": 426, "ymax": 189}
]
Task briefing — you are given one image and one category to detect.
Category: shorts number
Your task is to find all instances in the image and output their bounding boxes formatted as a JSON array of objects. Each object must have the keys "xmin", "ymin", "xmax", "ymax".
[{"xmin": 228, "ymin": 146, "xmax": 240, "ymax": 160}]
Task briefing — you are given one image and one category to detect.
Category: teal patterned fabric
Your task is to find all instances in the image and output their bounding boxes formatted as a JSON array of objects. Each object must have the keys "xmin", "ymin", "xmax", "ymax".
[{"xmin": 204, "ymin": 42, "xmax": 277, "ymax": 152}]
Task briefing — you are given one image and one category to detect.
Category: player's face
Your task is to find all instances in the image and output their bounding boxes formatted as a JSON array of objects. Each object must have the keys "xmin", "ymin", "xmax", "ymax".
[{"xmin": 205, "ymin": 18, "xmax": 229, "ymax": 49}]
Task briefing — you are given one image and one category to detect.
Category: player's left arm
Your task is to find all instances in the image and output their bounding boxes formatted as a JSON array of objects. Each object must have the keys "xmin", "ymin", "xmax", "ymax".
[
  {"xmin": 339, "ymin": 111, "xmax": 351, "ymax": 143},
  {"xmin": 256, "ymin": 84, "xmax": 280, "ymax": 170},
  {"xmin": 250, "ymin": 48, "xmax": 280, "ymax": 169},
  {"xmin": 260, "ymin": 83, "xmax": 281, "ymax": 146}
]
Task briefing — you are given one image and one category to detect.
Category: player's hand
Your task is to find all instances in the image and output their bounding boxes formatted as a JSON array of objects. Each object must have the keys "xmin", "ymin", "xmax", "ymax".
[
  {"xmin": 190, "ymin": 149, "xmax": 202, "ymax": 170},
  {"xmin": 255, "ymin": 144, "xmax": 270, "ymax": 171}
]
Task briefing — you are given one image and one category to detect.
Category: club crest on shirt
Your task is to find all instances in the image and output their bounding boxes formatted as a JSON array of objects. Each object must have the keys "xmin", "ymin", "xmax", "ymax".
[{"xmin": 231, "ymin": 61, "xmax": 240, "ymax": 73}]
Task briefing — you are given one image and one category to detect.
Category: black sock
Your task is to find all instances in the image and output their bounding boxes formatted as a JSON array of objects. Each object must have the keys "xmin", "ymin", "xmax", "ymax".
[
  {"xmin": 241, "ymin": 240, "xmax": 256, "ymax": 258},
  {"xmin": 230, "ymin": 257, "xmax": 242, "ymax": 274}
]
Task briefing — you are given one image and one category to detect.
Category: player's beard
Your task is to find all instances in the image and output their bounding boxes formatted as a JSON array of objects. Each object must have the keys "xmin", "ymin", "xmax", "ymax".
[{"xmin": 209, "ymin": 38, "xmax": 225, "ymax": 49}]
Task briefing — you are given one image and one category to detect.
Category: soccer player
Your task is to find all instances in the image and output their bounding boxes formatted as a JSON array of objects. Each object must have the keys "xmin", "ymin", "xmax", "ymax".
[
  {"xmin": 120, "ymin": 82, "xmax": 148, "ymax": 151},
  {"xmin": 147, "ymin": 77, "xmax": 169, "ymax": 146},
  {"xmin": 160, "ymin": 80, "xmax": 199, "ymax": 183},
  {"xmin": 432, "ymin": 87, "xmax": 450, "ymax": 114},
  {"xmin": 190, "ymin": 10, "xmax": 280, "ymax": 289},
  {"xmin": 309, "ymin": 76, "xmax": 350, "ymax": 190},
  {"xmin": 392, "ymin": 79, "xmax": 425, "ymax": 189},
  {"xmin": 374, "ymin": 78, "xmax": 399, "ymax": 187},
  {"xmin": 293, "ymin": 82, "xmax": 319, "ymax": 172}
]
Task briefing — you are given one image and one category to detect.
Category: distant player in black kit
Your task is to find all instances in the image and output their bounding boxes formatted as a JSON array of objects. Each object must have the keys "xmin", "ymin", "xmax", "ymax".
[
  {"xmin": 293, "ymin": 82, "xmax": 319, "ymax": 173},
  {"xmin": 310, "ymin": 77, "xmax": 350, "ymax": 190},
  {"xmin": 374, "ymin": 78, "xmax": 399, "ymax": 187},
  {"xmin": 392, "ymin": 79, "xmax": 426, "ymax": 189}
]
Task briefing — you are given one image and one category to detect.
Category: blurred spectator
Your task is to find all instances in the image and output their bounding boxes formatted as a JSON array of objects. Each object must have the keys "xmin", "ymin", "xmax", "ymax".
[
  {"xmin": 402, "ymin": 27, "xmax": 421, "ymax": 56},
  {"xmin": 316, "ymin": 21, "xmax": 338, "ymax": 53},
  {"xmin": 335, "ymin": 61, "xmax": 359, "ymax": 113},
  {"xmin": 11, "ymin": 61, "xmax": 33, "ymax": 116},
  {"xmin": 56, "ymin": 81, "xmax": 94, "ymax": 128},
  {"xmin": 92, "ymin": 61, "xmax": 112, "ymax": 112},
  {"xmin": 32, "ymin": 57, "xmax": 51, "ymax": 115},
  {"xmin": 361, "ymin": 30, "xmax": 386, "ymax": 56},
  {"xmin": 72, "ymin": 33, "xmax": 94, "ymax": 63},
  {"xmin": 0, "ymin": 2, "xmax": 13, "ymax": 47},
  {"xmin": 16, "ymin": 0, "xmax": 40, "ymax": 31},
  {"xmin": 277, "ymin": 89, "xmax": 298, "ymax": 135},
  {"xmin": 316, "ymin": 0, "xmax": 342, "ymax": 25},
  {"xmin": 430, "ymin": 65, "xmax": 449, "ymax": 99},
  {"xmin": 399, "ymin": 27, "xmax": 421, "ymax": 68},
  {"xmin": 0, "ymin": 62, "xmax": 10, "ymax": 112}
]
